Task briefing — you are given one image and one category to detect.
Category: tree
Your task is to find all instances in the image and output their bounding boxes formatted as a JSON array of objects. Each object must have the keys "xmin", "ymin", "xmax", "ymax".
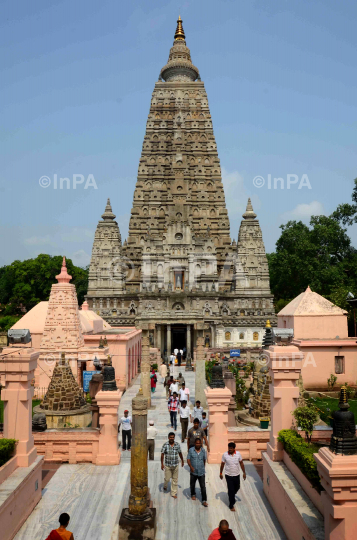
[
  {"xmin": 268, "ymin": 179, "xmax": 357, "ymax": 324},
  {"xmin": 0, "ymin": 254, "xmax": 88, "ymax": 315},
  {"xmin": 292, "ymin": 405, "xmax": 319, "ymax": 444}
]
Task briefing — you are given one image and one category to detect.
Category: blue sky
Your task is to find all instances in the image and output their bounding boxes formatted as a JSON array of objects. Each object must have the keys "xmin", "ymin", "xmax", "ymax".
[{"xmin": 1, "ymin": 0, "xmax": 356, "ymax": 267}]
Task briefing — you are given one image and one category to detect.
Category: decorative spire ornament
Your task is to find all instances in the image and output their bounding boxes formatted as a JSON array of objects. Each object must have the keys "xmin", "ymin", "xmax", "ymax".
[
  {"xmin": 174, "ymin": 15, "xmax": 185, "ymax": 41},
  {"xmin": 329, "ymin": 385, "xmax": 357, "ymax": 455}
]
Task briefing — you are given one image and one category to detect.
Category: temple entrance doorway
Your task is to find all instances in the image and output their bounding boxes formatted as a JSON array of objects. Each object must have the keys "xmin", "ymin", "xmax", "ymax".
[{"xmin": 172, "ymin": 325, "xmax": 186, "ymax": 353}]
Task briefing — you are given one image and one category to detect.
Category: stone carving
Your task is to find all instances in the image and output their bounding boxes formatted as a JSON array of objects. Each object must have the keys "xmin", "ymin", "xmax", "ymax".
[{"xmin": 225, "ymin": 331, "xmax": 231, "ymax": 341}]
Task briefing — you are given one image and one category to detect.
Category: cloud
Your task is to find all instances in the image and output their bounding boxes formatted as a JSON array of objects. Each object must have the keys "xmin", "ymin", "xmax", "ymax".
[
  {"xmin": 71, "ymin": 250, "xmax": 91, "ymax": 267},
  {"xmin": 280, "ymin": 201, "xmax": 325, "ymax": 223},
  {"xmin": 60, "ymin": 228, "xmax": 94, "ymax": 243},
  {"xmin": 24, "ymin": 235, "xmax": 56, "ymax": 247}
]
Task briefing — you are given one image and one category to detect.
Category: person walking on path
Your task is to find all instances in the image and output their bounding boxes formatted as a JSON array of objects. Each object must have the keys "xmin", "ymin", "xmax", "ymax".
[
  {"xmin": 165, "ymin": 374, "xmax": 173, "ymax": 398},
  {"xmin": 201, "ymin": 412, "xmax": 209, "ymax": 439},
  {"xmin": 45, "ymin": 513, "xmax": 74, "ymax": 540},
  {"xmin": 169, "ymin": 378, "xmax": 179, "ymax": 397},
  {"xmin": 168, "ymin": 392, "xmax": 179, "ymax": 431},
  {"xmin": 159, "ymin": 361, "xmax": 167, "ymax": 382},
  {"xmin": 220, "ymin": 442, "xmax": 246, "ymax": 511},
  {"xmin": 191, "ymin": 400, "xmax": 204, "ymax": 426},
  {"xmin": 187, "ymin": 419, "xmax": 210, "ymax": 451},
  {"xmin": 170, "ymin": 352, "xmax": 176, "ymax": 376},
  {"xmin": 179, "ymin": 399, "xmax": 190, "ymax": 442},
  {"xmin": 119, "ymin": 410, "xmax": 132, "ymax": 451},
  {"xmin": 161, "ymin": 432, "xmax": 184, "ymax": 499},
  {"xmin": 207, "ymin": 520, "xmax": 237, "ymax": 540},
  {"xmin": 177, "ymin": 350, "xmax": 182, "ymax": 366},
  {"xmin": 147, "ymin": 420, "xmax": 158, "ymax": 461},
  {"xmin": 187, "ymin": 438, "xmax": 208, "ymax": 507},
  {"xmin": 179, "ymin": 382, "xmax": 190, "ymax": 404},
  {"xmin": 150, "ymin": 368, "xmax": 157, "ymax": 393}
]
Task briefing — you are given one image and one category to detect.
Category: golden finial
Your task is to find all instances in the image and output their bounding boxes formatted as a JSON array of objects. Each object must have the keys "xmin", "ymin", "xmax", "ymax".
[
  {"xmin": 340, "ymin": 385, "xmax": 348, "ymax": 404},
  {"xmin": 266, "ymin": 320, "xmax": 271, "ymax": 328},
  {"xmin": 106, "ymin": 354, "xmax": 112, "ymax": 366},
  {"xmin": 174, "ymin": 15, "xmax": 185, "ymax": 41}
]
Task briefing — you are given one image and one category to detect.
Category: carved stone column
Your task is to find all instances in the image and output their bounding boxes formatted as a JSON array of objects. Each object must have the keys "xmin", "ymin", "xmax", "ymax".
[
  {"xmin": 96, "ymin": 388, "xmax": 122, "ymax": 465},
  {"xmin": 167, "ymin": 323, "xmax": 171, "ymax": 357},
  {"xmin": 140, "ymin": 325, "xmax": 151, "ymax": 408},
  {"xmin": 185, "ymin": 323, "xmax": 193, "ymax": 371},
  {"xmin": 89, "ymin": 371, "xmax": 103, "ymax": 429},
  {"xmin": 194, "ymin": 324, "xmax": 207, "ymax": 407},
  {"xmin": 156, "ymin": 324, "xmax": 161, "ymax": 356},
  {"xmin": 119, "ymin": 388, "xmax": 156, "ymax": 539},
  {"xmin": 223, "ymin": 371, "xmax": 236, "ymax": 426}
]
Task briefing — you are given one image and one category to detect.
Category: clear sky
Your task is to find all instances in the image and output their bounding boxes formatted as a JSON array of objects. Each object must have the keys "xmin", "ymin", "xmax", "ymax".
[{"xmin": 1, "ymin": 0, "xmax": 356, "ymax": 267}]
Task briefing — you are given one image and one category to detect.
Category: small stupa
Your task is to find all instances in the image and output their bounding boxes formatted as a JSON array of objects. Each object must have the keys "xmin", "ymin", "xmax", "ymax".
[{"xmin": 35, "ymin": 352, "xmax": 91, "ymax": 428}]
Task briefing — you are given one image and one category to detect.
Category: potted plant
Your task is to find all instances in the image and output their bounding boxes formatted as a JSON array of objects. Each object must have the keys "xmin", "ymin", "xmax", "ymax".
[{"xmin": 259, "ymin": 417, "xmax": 270, "ymax": 429}]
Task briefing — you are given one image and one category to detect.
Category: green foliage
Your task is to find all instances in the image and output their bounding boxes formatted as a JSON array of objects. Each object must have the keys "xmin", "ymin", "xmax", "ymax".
[
  {"xmin": 205, "ymin": 359, "xmax": 217, "ymax": 385},
  {"xmin": 292, "ymin": 405, "xmax": 319, "ymax": 443},
  {"xmin": 278, "ymin": 429, "xmax": 322, "ymax": 492},
  {"xmin": 228, "ymin": 364, "xmax": 249, "ymax": 406},
  {"xmin": 268, "ymin": 180, "xmax": 357, "ymax": 327},
  {"xmin": 308, "ymin": 395, "xmax": 357, "ymax": 425},
  {"xmin": 150, "ymin": 363, "xmax": 158, "ymax": 371},
  {"xmin": 0, "ymin": 315, "xmax": 20, "ymax": 331},
  {"xmin": 327, "ymin": 374, "xmax": 338, "ymax": 389},
  {"xmin": 0, "ymin": 439, "xmax": 17, "ymax": 467},
  {"xmin": 0, "ymin": 254, "xmax": 88, "ymax": 315},
  {"xmin": 63, "ymin": 422, "xmax": 80, "ymax": 429}
]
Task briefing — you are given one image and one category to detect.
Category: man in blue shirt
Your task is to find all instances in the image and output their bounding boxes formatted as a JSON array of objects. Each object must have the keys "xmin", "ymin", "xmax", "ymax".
[{"xmin": 187, "ymin": 437, "xmax": 208, "ymax": 507}]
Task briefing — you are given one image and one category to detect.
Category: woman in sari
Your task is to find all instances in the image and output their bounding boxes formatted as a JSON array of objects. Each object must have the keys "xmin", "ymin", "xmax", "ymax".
[
  {"xmin": 46, "ymin": 513, "xmax": 74, "ymax": 540},
  {"xmin": 150, "ymin": 368, "xmax": 157, "ymax": 393}
]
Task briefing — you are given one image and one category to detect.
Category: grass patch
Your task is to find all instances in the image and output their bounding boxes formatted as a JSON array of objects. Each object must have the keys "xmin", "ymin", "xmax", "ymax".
[{"xmin": 307, "ymin": 396, "xmax": 357, "ymax": 425}]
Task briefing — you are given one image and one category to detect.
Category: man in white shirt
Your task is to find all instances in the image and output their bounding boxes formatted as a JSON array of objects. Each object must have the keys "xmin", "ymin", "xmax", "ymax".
[
  {"xmin": 174, "ymin": 348, "xmax": 178, "ymax": 356},
  {"xmin": 219, "ymin": 442, "xmax": 246, "ymax": 511},
  {"xmin": 170, "ymin": 352, "xmax": 176, "ymax": 375},
  {"xmin": 179, "ymin": 383, "xmax": 190, "ymax": 404},
  {"xmin": 191, "ymin": 400, "xmax": 204, "ymax": 426},
  {"xmin": 169, "ymin": 380, "xmax": 179, "ymax": 396},
  {"xmin": 119, "ymin": 410, "xmax": 132, "ymax": 451},
  {"xmin": 147, "ymin": 420, "xmax": 158, "ymax": 460},
  {"xmin": 179, "ymin": 400, "xmax": 191, "ymax": 443}
]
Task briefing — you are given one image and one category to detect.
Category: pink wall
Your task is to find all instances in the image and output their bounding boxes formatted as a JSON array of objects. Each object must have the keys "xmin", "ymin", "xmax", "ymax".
[
  {"xmin": 34, "ymin": 430, "xmax": 100, "ymax": 463},
  {"xmin": 278, "ymin": 314, "xmax": 348, "ymax": 340},
  {"xmin": 292, "ymin": 340, "xmax": 357, "ymax": 389},
  {"xmin": 84, "ymin": 328, "xmax": 141, "ymax": 390}
]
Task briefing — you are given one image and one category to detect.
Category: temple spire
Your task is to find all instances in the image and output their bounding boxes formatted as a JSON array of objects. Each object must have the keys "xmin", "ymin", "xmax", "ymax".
[
  {"xmin": 174, "ymin": 15, "xmax": 185, "ymax": 41},
  {"xmin": 101, "ymin": 198, "xmax": 116, "ymax": 221},
  {"xmin": 56, "ymin": 257, "xmax": 72, "ymax": 284},
  {"xmin": 242, "ymin": 198, "xmax": 257, "ymax": 220}
]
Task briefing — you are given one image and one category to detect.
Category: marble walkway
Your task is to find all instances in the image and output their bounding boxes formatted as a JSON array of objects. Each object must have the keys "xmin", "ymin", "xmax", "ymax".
[{"xmin": 15, "ymin": 367, "xmax": 286, "ymax": 540}]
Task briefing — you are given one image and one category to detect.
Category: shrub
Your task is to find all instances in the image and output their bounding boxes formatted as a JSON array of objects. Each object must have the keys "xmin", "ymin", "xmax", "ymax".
[
  {"xmin": 150, "ymin": 363, "xmax": 158, "ymax": 371},
  {"xmin": 292, "ymin": 405, "xmax": 319, "ymax": 443},
  {"xmin": 0, "ymin": 439, "xmax": 17, "ymax": 467},
  {"xmin": 327, "ymin": 374, "xmax": 337, "ymax": 389},
  {"xmin": 278, "ymin": 429, "xmax": 322, "ymax": 492}
]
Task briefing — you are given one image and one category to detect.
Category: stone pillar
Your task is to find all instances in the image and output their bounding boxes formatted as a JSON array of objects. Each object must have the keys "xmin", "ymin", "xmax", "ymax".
[
  {"xmin": 185, "ymin": 323, "xmax": 193, "ymax": 371},
  {"xmin": 96, "ymin": 389, "xmax": 122, "ymax": 465},
  {"xmin": 266, "ymin": 345, "xmax": 303, "ymax": 461},
  {"xmin": 129, "ymin": 389, "xmax": 149, "ymax": 515},
  {"xmin": 156, "ymin": 324, "xmax": 161, "ymax": 356},
  {"xmin": 195, "ymin": 324, "xmax": 207, "ymax": 407},
  {"xmin": 140, "ymin": 325, "xmax": 151, "ymax": 408},
  {"xmin": 89, "ymin": 372, "xmax": 103, "ymax": 429},
  {"xmin": 167, "ymin": 324, "xmax": 171, "ymax": 357},
  {"xmin": 223, "ymin": 371, "xmax": 236, "ymax": 426},
  {"xmin": 119, "ymin": 388, "xmax": 156, "ymax": 539},
  {"xmin": 0, "ymin": 347, "xmax": 39, "ymax": 467},
  {"xmin": 205, "ymin": 386, "xmax": 232, "ymax": 463},
  {"xmin": 314, "ymin": 449, "xmax": 357, "ymax": 540}
]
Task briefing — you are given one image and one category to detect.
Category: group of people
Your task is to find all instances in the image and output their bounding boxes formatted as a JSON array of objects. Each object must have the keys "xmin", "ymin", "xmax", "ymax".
[{"xmin": 46, "ymin": 515, "xmax": 237, "ymax": 540}]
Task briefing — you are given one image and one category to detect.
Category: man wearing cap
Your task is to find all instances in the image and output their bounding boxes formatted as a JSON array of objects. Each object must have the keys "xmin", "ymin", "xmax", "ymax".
[
  {"xmin": 147, "ymin": 420, "xmax": 158, "ymax": 461},
  {"xmin": 119, "ymin": 410, "xmax": 132, "ymax": 451}
]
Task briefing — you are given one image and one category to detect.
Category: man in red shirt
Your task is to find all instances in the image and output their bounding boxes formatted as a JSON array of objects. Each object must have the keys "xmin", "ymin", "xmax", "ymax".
[{"xmin": 207, "ymin": 520, "xmax": 236, "ymax": 540}]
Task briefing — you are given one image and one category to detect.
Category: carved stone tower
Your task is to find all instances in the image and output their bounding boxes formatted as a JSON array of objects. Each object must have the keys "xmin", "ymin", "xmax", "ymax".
[{"xmin": 86, "ymin": 17, "xmax": 276, "ymax": 357}]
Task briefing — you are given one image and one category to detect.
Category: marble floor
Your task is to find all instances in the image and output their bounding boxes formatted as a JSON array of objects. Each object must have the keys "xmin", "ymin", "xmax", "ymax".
[{"xmin": 15, "ymin": 368, "xmax": 286, "ymax": 540}]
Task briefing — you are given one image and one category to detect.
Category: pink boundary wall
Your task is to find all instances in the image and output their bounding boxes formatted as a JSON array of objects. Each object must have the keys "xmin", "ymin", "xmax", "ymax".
[{"xmin": 0, "ymin": 347, "xmax": 44, "ymax": 540}]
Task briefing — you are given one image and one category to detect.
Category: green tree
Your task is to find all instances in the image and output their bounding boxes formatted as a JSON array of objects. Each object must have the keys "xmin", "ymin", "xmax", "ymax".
[{"xmin": 0, "ymin": 254, "xmax": 88, "ymax": 315}]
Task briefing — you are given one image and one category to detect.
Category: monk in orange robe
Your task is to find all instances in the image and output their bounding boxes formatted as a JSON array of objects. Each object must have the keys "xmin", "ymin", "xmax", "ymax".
[{"xmin": 46, "ymin": 513, "xmax": 74, "ymax": 540}]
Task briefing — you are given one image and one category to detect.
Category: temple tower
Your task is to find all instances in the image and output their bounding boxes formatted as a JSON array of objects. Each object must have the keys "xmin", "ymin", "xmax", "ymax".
[{"xmin": 86, "ymin": 17, "xmax": 276, "ymax": 356}]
